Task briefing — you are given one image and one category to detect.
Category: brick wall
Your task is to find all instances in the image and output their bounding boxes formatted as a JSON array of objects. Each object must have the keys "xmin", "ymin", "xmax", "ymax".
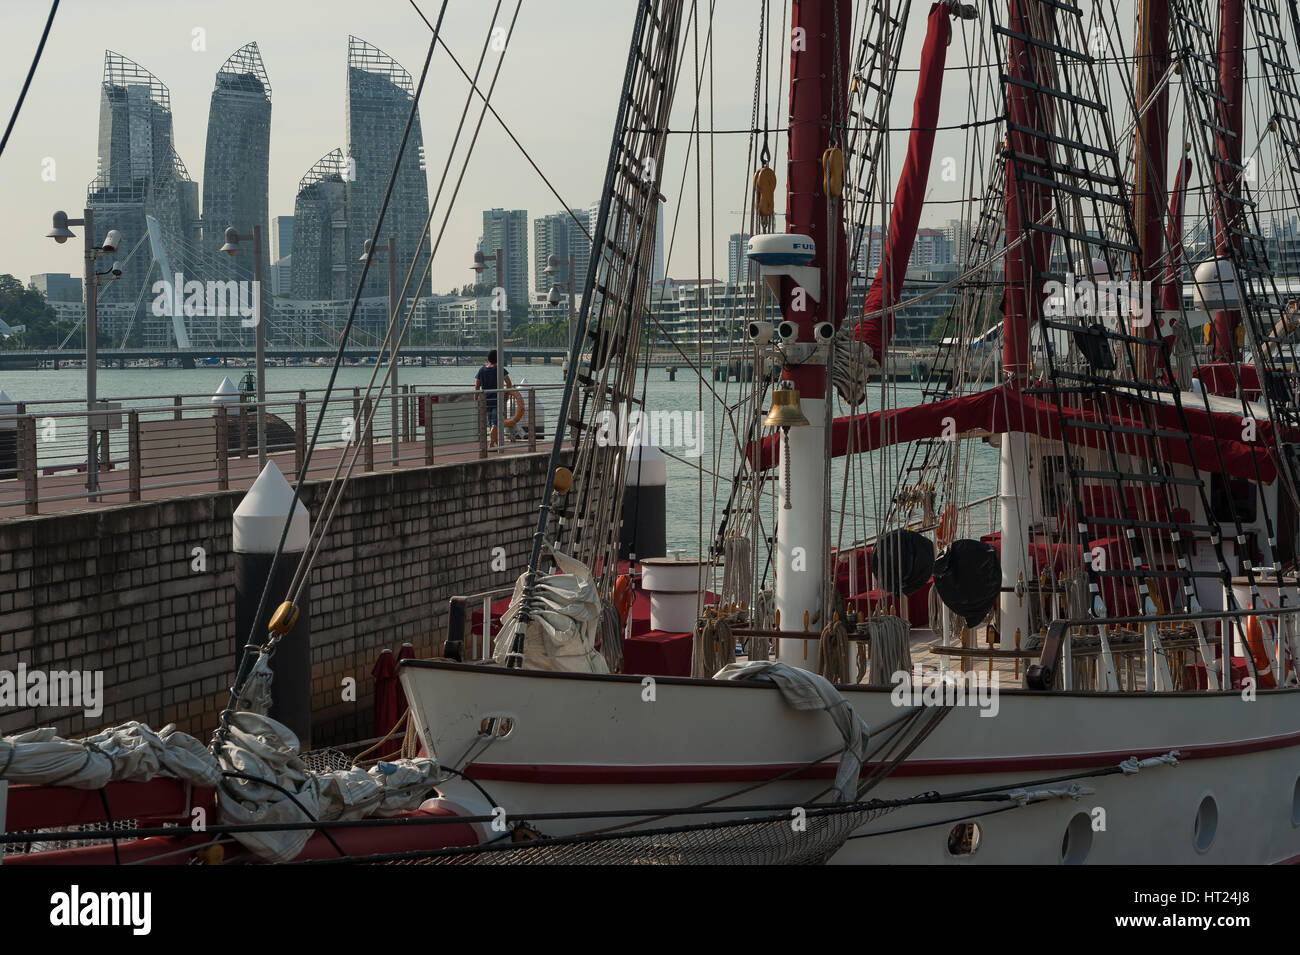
[{"xmin": 0, "ymin": 451, "xmax": 558, "ymax": 746}]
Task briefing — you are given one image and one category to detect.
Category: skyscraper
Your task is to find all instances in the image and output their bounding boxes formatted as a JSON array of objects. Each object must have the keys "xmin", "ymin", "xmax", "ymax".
[
  {"xmin": 533, "ymin": 209, "xmax": 591, "ymax": 297},
  {"xmin": 89, "ymin": 52, "xmax": 199, "ymax": 339},
  {"xmin": 271, "ymin": 215, "xmax": 294, "ymax": 295},
  {"xmin": 345, "ymin": 37, "xmax": 431, "ymax": 301},
  {"xmin": 481, "ymin": 208, "xmax": 529, "ymax": 317},
  {"xmin": 202, "ymin": 42, "xmax": 271, "ymax": 291},
  {"xmin": 291, "ymin": 149, "xmax": 350, "ymax": 300},
  {"xmin": 727, "ymin": 233, "xmax": 752, "ymax": 284}
]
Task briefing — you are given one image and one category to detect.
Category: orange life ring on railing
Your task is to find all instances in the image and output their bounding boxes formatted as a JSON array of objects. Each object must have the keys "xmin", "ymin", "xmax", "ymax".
[
  {"xmin": 1245, "ymin": 612, "xmax": 1278, "ymax": 689},
  {"xmin": 614, "ymin": 574, "xmax": 635, "ymax": 627},
  {"xmin": 936, "ymin": 504, "xmax": 957, "ymax": 549},
  {"xmin": 503, "ymin": 388, "xmax": 525, "ymax": 428}
]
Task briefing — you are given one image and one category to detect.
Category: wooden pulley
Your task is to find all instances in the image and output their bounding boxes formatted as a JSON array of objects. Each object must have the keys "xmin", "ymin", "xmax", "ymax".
[
  {"xmin": 822, "ymin": 146, "xmax": 844, "ymax": 198},
  {"xmin": 753, "ymin": 166, "xmax": 777, "ymax": 218},
  {"xmin": 269, "ymin": 601, "xmax": 299, "ymax": 637}
]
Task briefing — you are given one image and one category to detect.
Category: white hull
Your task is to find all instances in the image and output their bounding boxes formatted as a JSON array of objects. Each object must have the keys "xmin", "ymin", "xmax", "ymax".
[{"xmin": 400, "ymin": 661, "xmax": 1300, "ymax": 864}]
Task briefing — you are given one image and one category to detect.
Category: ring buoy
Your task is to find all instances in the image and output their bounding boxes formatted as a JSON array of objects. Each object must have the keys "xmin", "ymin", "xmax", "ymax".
[
  {"xmin": 613, "ymin": 574, "xmax": 635, "ymax": 627},
  {"xmin": 503, "ymin": 388, "xmax": 525, "ymax": 428},
  {"xmin": 1245, "ymin": 611, "xmax": 1278, "ymax": 689},
  {"xmin": 936, "ymin": 504, "xmax": 957, "ymax": 549}
]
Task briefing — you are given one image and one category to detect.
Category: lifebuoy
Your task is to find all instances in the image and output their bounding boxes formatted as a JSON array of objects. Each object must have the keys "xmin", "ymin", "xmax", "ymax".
[
  {"xmin": 936, "ymin": 504, "xmax": 957, "ymax": 549},
  {"xmin": 613, "ymin": 574, "xmax": 635, "ymax": 627},
  {"xmin": 503, "ymin": 388, "xmax": 525, "ymax": 428},
  {"xmin": 1245, "ymin": 612, "xmax": 1278, "ymax": 689}
]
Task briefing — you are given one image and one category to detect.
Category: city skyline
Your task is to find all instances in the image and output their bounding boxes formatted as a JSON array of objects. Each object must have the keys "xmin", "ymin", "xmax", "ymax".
[{"xmin": 0, "ymin": 0, "xmax": 977, "ymax": 309}]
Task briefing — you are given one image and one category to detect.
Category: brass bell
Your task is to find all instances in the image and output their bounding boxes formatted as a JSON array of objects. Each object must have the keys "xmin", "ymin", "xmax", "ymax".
[{"xmin": 763, "ymin": 387, "xmax": 809, "ymax": 429}]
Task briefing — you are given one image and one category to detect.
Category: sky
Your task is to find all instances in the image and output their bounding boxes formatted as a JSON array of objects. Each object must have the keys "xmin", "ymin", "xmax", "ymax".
[
  {"xmin": 0, "ymin": 0, "xmax": 963, "ymax": 296},
  {"xmin": 0, "ymin": 0, "xmax": 1214, "ymax": 300}
]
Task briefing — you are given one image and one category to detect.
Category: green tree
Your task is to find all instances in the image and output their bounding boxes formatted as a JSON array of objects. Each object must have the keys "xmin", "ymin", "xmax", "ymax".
[{"xmin": 0, "ymin": 275, "xmax": 64, "ymax": 349}]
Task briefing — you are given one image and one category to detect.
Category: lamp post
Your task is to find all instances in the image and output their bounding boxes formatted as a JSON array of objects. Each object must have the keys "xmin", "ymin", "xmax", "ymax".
[
  {"xmin": 545, "ymin": 253, "xmax": 576, "ymax": 356},
  {"xmin": 220, "ymin": 225, "xmax": 267, "ymax": 470},
  {"xmin": 472, "ymin": 248, "xmax": 505, "ymax": 448},
  {"xmin": 361, "ymin": 238, "xmax": 400, "ymax": 466},
  {"xmin": 46, "ymin": 209, "xmax": 121, "ymax": 502}
]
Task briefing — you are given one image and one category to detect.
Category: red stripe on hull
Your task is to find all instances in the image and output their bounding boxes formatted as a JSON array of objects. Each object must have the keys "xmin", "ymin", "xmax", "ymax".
[{"xmin": 464, "ymin": 730, "xmax": 1300, "ymax": 784}]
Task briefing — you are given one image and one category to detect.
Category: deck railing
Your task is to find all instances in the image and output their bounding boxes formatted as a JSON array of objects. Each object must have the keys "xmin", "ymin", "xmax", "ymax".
[{"xmin": 1027, "ymin": 603, "xmax": 1300, "ymax": 693}]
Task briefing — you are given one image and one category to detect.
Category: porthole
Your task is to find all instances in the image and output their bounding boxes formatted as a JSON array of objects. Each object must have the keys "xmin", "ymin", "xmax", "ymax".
[
  {"xmin": 947, "ymin": 821, "xmax": 981, "ymax": 856},
  {"xmin": 478, "ymin": 716, "xmax": 515, "ymax": 738},
  {"xmin": 1061, "ymin": 811, "xmax": 1093, "ymax": 865},
  {"xmin": 1194, "ymin": 794, "xmax": 1218, "ymax": 853}
]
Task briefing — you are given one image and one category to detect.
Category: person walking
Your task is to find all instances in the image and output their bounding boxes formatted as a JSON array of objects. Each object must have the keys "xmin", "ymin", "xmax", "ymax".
[{"xmin": 474, "ymin": 349, "xmax": 513, "ymax": 447}]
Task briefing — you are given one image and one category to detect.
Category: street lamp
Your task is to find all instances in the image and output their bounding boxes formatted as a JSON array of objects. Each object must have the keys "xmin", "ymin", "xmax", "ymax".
[
  {"xmin": 472, "ymin": 248, "xmax": 505, "ymax": 449},
  {"xmin": 45, "ymin": 208, "xmax": 121, "ymax": 501},
  {"xmin": 361, "ymin": 238, "xmax": 400, "ymax": 466},
  {"xmin": 545, "ymin": 253, "xmax": 576, "ymax": 357},
  {"xmin": 220, "ymin": 225, "xmax": 267, "ymax": 470}
]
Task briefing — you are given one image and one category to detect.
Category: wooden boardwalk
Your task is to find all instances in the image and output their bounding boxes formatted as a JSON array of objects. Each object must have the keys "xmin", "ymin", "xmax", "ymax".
[{"xmin": 0, "ymin": 436, "xmax": 559, "ymax": 518}]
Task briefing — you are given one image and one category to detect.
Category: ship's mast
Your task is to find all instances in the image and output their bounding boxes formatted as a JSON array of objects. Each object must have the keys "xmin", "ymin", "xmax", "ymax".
[
  {"xmin": 1134, "ymin": 0, "xmax": 1171, "ymax": 376},
  {"xmin": 775, "ymin": 0, "xmax": 849, "ymax": 671},
  {"xmin": 1210, "ymin": 0, "xmax": 1245, "ymax": 361},
  {"xmin": 999, "ymin": 0, "xmax": 1052, "ymax": 644}
]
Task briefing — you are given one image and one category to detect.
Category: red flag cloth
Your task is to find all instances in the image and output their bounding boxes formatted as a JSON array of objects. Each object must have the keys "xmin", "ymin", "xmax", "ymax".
[
  {"xmin": 852, "ymin": 2, "xmax": 953, "ymax": 360},
  {"xmin": 371, "ymin": 649, "xmax": 399, "ymax": 742}
]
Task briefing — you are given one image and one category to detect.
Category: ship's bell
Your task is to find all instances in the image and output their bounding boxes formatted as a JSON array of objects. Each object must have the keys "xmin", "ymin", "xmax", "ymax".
[{"xmin": 763, "ymin": 387, "xmax": 809, "ymax": 429}]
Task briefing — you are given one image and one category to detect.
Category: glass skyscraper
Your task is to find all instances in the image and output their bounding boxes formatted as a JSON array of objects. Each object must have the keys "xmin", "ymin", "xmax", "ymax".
[
  {"xmin": 344, "ymin": 37, "xmax": 431, "ymax": 302},
  {"xmin": 201, "ymin": 42, "xmax": 271, "ymax": 344}
]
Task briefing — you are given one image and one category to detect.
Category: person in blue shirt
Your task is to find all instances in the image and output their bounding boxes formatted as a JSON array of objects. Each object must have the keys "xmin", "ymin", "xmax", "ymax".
[{"xmin": 473, "ymin": 350, "xmax": 513, "ymax": 447}]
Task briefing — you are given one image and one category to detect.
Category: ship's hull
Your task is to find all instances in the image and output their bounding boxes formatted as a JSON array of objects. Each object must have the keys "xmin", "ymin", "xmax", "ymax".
[{"xmin": 400, "ymin": 659, "xmax": 1300, "ymax": 864}]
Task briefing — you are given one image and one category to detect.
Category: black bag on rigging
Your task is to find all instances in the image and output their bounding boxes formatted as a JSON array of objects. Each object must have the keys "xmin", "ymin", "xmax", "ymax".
[
  {"xmin": 932, "ymin": 538, "xmax": 1001, "ymax": 628},
  {"xmin": 870, "ymin": 528, "xmax": 935, "ymax": 596}
]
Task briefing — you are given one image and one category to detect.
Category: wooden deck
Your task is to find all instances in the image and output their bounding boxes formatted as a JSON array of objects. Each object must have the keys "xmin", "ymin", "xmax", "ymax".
[{"xmin": 0, "ymin": 436, "xmax": 561, "ymax": 518}]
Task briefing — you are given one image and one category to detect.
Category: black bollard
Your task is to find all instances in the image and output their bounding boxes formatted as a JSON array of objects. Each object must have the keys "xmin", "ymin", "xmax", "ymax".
[{"xmin": 232, "ymin": 461, "xmax": 313, "ymax": 748}]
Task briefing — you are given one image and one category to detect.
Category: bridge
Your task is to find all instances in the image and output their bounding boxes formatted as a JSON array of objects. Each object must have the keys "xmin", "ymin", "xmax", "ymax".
[{"xmin": 0, "ymin": 344, "xmax": 574, "ymax": 370}]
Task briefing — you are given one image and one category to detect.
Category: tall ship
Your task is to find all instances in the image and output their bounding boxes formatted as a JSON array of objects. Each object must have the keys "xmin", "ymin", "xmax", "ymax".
[{"xmin": 5, "ymin": 0, "xmax": 1300, "ymax": 866}]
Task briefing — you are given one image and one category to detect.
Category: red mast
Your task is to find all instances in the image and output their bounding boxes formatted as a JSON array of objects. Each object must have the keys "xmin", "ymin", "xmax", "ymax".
[
  {"xmin": 1002, "ymin": 0, "xmax": 1052, "ymax": 381},
  {"xmin": 1210, "ymin": 0, "xmax": 1245, "ymax": 361},
  {"xmin": 1134, "ymin": 0, "xmax": 1171, "ymax": 375}
]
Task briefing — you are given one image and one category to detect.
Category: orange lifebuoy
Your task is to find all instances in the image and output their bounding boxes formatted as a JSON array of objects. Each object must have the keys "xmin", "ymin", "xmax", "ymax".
[
  {"xmin": 613, "ymin": 574, "xmax": 635, "ymax": 627},
  {"xmin": 503, "ymin": 388, "xmax": 525, "ymax": 428},
  {"xmin": 936, "ymin": 505, "xmax": 957, "ymax": 549},
  {"xmin": 1245, "ymin": 613, "xmax": 1277, "ymax": 689}
]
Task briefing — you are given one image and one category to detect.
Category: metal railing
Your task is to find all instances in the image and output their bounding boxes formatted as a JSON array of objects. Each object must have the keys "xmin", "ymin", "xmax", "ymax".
[
  {"xmin": 1027, "ymin": 603, "xmax": 1300, "ymax": 694},
  {"xmin": 0, "ymin": 383, "xmax": 565, "ymax": 515}
]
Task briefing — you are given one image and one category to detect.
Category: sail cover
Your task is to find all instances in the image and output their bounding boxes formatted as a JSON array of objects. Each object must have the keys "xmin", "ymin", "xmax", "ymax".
[{"xmin": 851, "ymin": 2, "xmax": 953, "ymax": 360}]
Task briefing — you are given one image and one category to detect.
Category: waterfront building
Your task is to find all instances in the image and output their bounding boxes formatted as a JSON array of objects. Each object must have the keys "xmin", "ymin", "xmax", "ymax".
[
  {"xmin": 200, "ymin": 42, "xmax": 272, "ymax": 346},
  {"xmin": 481, "ymin": 208, "xmax": 529, "ymax": 318},
  {"xmin": 345, "ymin": 37, "xmax": 432, "ymax": 302}
]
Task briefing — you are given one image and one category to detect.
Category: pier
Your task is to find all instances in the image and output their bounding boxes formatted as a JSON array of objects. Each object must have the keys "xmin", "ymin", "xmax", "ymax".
[{"xmin": 0, "ymin": 384, "xmax": 572, "ymax": 744}]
